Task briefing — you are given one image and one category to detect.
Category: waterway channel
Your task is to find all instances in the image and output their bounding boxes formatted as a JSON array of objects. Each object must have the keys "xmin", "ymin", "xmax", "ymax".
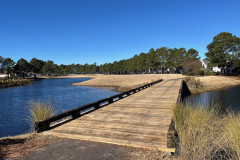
[
  {"xmin": 184, "ymin": 85, "xmax": 240, "ymax": 112},
  {"xmin": 0, "ymin": 78, "xmax": 119, "ymax": 138}
]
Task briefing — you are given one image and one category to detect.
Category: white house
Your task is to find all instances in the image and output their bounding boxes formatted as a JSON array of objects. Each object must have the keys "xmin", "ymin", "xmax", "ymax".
[
  {"xmin": 201, "ymin": 59, "xmax": 209, "ymax": 70},
  {"xmin": 213, "ymin": 66, "xmax": 221, "ymax": 73},
  {"xmin": 201, "ymin": 59, "xmax": 221, "ymax": 73}
]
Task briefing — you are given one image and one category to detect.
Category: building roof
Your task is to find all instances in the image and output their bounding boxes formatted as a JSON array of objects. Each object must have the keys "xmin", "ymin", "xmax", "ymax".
[{"xmin": 202, "ymin": 59, "xmax": 209, "ymax": 65}]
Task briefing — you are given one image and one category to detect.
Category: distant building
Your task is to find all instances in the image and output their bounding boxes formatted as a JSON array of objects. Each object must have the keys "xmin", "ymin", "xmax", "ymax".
[
  {"xmin": 213, "ymin": 66, "xmax": 221, "ymax": 73},
  {"xmin": 201, "ymin": 59, "xmax": 222, "ymax": 73},
  {"xmin": 201, "ymin": 59, "xmax": 209, "ymax": 70}
]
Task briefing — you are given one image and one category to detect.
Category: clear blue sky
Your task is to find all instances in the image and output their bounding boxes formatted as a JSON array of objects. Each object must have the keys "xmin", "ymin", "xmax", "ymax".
[{"xmin": 0, "ymin": 0, "xmax": 240, "ymax": 65}]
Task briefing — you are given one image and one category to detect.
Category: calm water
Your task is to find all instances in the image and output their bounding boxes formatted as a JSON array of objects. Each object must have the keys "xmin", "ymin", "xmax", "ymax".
[
  {"xmin": 0, "ymin": 78, "xmax": 119, "ymax": 138},
  {"xmin": 184, "ymin": 86, "xmax": 240, "ymax": 112}
]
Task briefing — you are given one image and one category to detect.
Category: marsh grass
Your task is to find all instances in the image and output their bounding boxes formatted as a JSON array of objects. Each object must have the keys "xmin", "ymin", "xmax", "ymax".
[
  {"xmin": 172, "ymin": 102, "xmax": 240, "ymax": 160},
  {"xmin": 28, "ymin": 100, "xmax": 54, "ymax": 126},
  {"xmin": 0, "ymin": 78, "xmax": 31, "ymax": 88},
  {"xmin": 224, "ymin": 113, "xmax": 240, "ymax": 159}
]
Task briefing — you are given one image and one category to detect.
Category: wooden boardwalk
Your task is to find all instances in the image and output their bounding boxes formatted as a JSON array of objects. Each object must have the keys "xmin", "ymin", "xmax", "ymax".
[{"xmin": 43, "ymin": 79, "xmax": 182, "ymax": 152}]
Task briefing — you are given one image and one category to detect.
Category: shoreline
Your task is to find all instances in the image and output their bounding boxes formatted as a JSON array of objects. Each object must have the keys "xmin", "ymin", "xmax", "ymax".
[
  {"xmin": 189, "ymin": 83, "xmax": 240, "ymax": 95},
  {"xmin": 0, "ymin": 78, "xmax": 32, "ymax": 89},
  {"xmin": 0, "ymin": 83, "xmax": 32, "ymax": 89},
  {"xmin": 39, "ymin": 74, "xmax": 100, "ymax": 79},
  {"xmin": 72, "ymin": 83, "xmax": 141, "ymax": 92}
]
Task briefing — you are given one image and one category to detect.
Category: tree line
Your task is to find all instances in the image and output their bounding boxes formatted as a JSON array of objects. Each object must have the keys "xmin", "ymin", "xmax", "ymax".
[
  {"xmin": 0, "ymin": 47, "xmax": 199, "ymax": 78},
  {"xmin": 1, "ymin": 32, "xmax": 239, "ymax": 78}
]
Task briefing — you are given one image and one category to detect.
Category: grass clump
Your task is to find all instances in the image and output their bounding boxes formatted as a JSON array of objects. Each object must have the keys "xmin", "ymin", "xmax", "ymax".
[
  {"xmin": 184, "ymin": 76, "xmax": 202, "ymax": 88},
  {"xmin": 28, "ymin": 100, "xmax": 54, "ymax": 123},
  {"xmin": 172, "ymin": 102, "xmax": 240, "ymax": 160}
]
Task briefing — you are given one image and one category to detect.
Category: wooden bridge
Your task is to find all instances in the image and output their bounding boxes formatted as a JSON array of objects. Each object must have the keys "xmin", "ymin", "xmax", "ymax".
[{"xmin": 38, "ymin": 79, "xmax": 182, "ymax": 152}]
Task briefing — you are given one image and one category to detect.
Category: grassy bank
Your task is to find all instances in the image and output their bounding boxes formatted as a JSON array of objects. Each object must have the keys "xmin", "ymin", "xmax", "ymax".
[
  {"xmin": 172, "ymin": 102, "xmax": 240, "ymax": 159},
  {"xmin": 185, "ymin": 76, "xmax": 240, "ymax": 94},
  {"xmin": 0, "ymin": 78, "xmax": 32, "ymax": 89},
  {"xmin": 71, "ymin": 74, "xmax": 240, "ymax": 93},
  {"xmin": 73, "ymin": 74, "xmax": 184, "ymax": 92}
]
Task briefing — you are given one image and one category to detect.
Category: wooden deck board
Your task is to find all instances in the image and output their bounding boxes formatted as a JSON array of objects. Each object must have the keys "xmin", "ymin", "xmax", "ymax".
[{"xmin": 43, "ymin": 79, "xmax": 182, "ymax": 151}]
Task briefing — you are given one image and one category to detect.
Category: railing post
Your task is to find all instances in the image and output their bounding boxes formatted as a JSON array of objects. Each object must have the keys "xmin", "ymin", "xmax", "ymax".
[
  {"xmin": 108, "ymin": 99, "xmax": 113, "ymax": 103},
  {"xmin": 94, "ymin": 103, "xmax": 100, "ymax": 109},
  {"xmin": 119, "ymin": 94, "xmax": 123, "ymax": 99},
  {"xmin": 34, "ymin": 121, "xmax": 50, "ymax": 133},
  {"xmin": 72, "ymin": 112, "xmax": 80, "ymax": 119}
]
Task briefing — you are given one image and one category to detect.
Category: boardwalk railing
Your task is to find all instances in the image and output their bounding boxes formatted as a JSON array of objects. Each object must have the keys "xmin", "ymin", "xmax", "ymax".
[{"xmin": 34, "ymin": 79, "xmax": 163, "ymax": 132}]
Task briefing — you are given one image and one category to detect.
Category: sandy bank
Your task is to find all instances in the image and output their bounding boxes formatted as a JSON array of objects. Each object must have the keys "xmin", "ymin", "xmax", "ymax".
[{"xmin": 72, "ymin": 74, "xmax": 184, "ymax": 92}]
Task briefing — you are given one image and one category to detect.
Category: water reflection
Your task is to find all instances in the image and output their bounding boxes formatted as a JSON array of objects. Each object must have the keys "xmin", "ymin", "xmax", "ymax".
[{"xmin": 184, "ymin": 86, "xmax": 240, "ymax": 112}]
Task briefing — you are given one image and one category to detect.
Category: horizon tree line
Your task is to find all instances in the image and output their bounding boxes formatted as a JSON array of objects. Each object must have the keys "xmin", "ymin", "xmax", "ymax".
[
  {"xmin": 0, "ymin": 32, "xmax": 239, "ymax": 77},
  {"xmin": 0, "ymin": 47, "xmax": 200, "ymax": 78}
]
